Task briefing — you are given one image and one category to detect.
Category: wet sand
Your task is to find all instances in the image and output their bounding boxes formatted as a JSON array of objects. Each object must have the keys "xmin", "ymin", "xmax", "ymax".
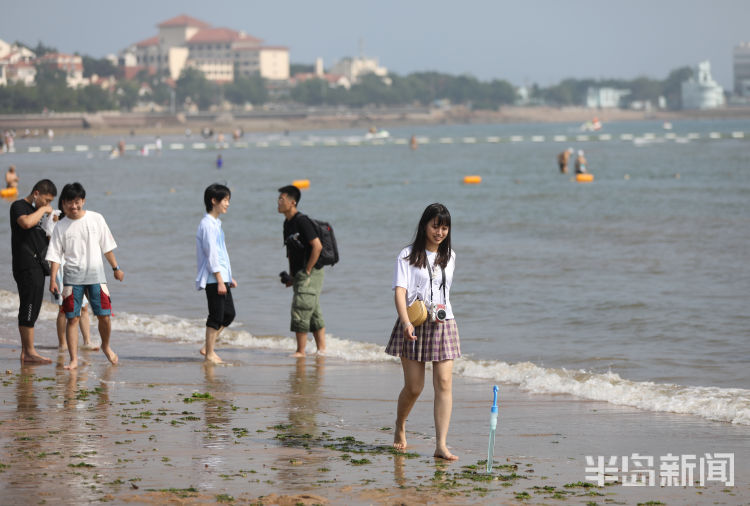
[{"xmin": 0, "ymin": 322, "xmax": 748, "ymax": 505}]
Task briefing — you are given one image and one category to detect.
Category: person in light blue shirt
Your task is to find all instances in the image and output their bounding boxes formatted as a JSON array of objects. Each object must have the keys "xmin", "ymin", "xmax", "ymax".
[{"xmin": 196, "ymin": 183, "xmax": 237, "ymax": 364}]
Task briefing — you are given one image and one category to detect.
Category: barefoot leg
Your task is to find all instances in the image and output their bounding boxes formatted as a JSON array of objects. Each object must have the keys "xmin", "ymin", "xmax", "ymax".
[
  {"xmin": 204, "ymin": 327, "xmax": 223, "ymax": 364},
  {"xmin": 56, "ymin": 310, "xmax": 68, "ymax": 351},
  {"xmin": 64, "ymin": 317, "xmax": 80, "ymax": 369},
  {"xmin": 98, "ymin": 315, "xmax": 118, "ymax": 365},
  {"xmin": 432, "ymin": 359, "xmax": 458, "ymax": 461},
  {"xmin": 79, "ymin": 305, "xmax": 98, "ymax": 350},
  {"xmin": 393, "ymin": 357, "xmax": 425, "ymax": 450},
  {"xmin": 19, "ymin": 326, "xmax": 52, "ymax": 364},
  {"xmin": 201, "ymin": 326, "xmax": 223, "ymax": 356},
  {"xmin": 312, "ymin": 327, "xmax": 326, "ymax": 355},
  {"xmin": 293, "ymin": 331, "xmax": 307, "ymax": 357}
]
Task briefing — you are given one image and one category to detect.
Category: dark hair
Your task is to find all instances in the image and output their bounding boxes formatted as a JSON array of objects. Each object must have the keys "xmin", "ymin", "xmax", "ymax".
[
  {"xmin": 31, "ymin": 179, "xmax": 57, "ymax": 197},
  {"xmin": 407, "ymin": 203, "xmax": 452, "ymax": 269},
  {"xmin": 59, "ymin": 182, "xmax": 85, "ymax": 203},
  {"xmin": 204, "ymin": 183, "xmax": 231, "ymax": 212},
  {"xmin": 278, "ymin": 185, "xmax": 301, "ymax": 206}
]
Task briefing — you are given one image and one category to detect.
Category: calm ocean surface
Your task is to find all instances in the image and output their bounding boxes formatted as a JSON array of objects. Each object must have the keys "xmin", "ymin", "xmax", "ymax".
[{"xmin": 1, "ymin": 118, "xmax": 749, "ymax": 424}]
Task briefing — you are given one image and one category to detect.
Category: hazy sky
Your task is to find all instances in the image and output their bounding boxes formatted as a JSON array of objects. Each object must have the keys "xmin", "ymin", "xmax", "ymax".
[{"xmin": 1, "ymin": 0, "xmax": 748, "ymax": 88}]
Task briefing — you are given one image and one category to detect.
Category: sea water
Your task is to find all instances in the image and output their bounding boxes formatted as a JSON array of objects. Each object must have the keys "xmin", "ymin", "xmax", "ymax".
[{"xmin": 1, "ymin": 118, "xmax": 748, "ymax": 425}]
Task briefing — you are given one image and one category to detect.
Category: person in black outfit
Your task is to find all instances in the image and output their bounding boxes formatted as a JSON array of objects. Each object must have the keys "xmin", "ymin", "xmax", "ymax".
[
  {"xmin": 277, "ymin": 185, "xmax": 326, "ymax": 356},
  {"xmin": 9, "ymin": 179, "xmax": 57, "ymax": 364}
]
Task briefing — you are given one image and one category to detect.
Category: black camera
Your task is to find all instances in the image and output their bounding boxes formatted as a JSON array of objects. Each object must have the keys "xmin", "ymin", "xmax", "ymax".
[
  {"xmin": 279, "ymin": 271, "xmax": 293, "ymax": 285},
  {"xmin": 284, "ymin": 233, "xmax": 305, "ymax": 250}
]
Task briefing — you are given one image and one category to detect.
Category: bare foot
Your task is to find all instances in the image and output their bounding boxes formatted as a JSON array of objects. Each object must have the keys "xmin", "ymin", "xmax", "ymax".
[
  {"xmin": 199, "ymin": 346, "xmax": 206, "ymax": 356},
  {"xmin": 204, "ymin": 352, "xmax": 223, "ymax": 364},
  {"xmin": 393, "ymin": 424, "xmax": 407, "ymax": 450},
  {"xmin": 315, "ymin": 349, "xmax": 326, "ymax": 356},
  {"xmin": 434, "ymin": 448, "xmax": 459, "ymax": 461},
  {"xmin": 291, "ymin": 351, "xmax": 306, "ymax": 358},
  {"xmin": 101, "ymin": 346, "xmax": 119, "ymax": 365},
  {"xmin": 58, "ymin": 346, "xmax": 68, "ymax": 353},
  {"xmin": 20, "ymin": 352, "xmax": 53, "ymax": 365},
  {"xmin": 64, "ymin": 359, "xmax": 78, "ymax": 370},
  {"xmin": 81, "ymin": 343, "xmax": 100, "ymax": 351}
]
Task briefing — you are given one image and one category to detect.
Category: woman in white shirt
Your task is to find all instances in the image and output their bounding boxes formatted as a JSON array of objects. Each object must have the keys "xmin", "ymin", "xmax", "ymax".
[{"xmin": 386, "ymin": 203, "xmax": 461, "ymax": 461}]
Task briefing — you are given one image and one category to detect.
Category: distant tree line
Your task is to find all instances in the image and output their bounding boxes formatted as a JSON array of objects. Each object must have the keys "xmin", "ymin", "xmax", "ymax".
[
  {"xmin": 0, "ymin": 41, "xmax": 695, "ymax": 113},
  {"xmin": 0, "ymin": 62, "xmax": 268, "ymax": 114},
  {"xmin": 0, "ymin": 65, "xmax": 116, "ymax": 113},
  {"xmin": 290, "ymin": 72, "xmax": 517, "ymax": 109},
  {"xmin": 530, "ymin": 67, "xmax": 694, "ymax": 110}
]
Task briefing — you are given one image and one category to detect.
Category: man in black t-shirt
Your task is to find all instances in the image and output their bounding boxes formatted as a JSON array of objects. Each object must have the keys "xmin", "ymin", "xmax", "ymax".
[
  {"xmin": 277, "ymin": 185, "xmax": 326, "ymax": 357},
  {"xmin": 10, "ymin": 179, "xmax": 57, "ymax": 364}
]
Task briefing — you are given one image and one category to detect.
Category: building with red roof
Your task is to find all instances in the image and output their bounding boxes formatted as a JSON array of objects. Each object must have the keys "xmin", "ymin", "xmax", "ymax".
[
  {"xmin": 38, "ymin": 52, "xmax": 87, "ymax": 87},
  {"xmin": 119, "ymin": 14, "xmax": 289, "ymax": 83},
  {"xmin": 0, "ymin": 39, "xmax": 37, "ymax": 86}
]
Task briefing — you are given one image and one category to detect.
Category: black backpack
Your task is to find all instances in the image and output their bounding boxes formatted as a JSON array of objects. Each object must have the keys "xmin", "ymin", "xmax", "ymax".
[{"xmin": 310, "ymin": 218, "xmax": 339, "ymax": 268}]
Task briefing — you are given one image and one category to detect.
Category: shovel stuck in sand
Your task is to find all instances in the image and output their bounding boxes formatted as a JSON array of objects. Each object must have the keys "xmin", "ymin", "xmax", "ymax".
[{"xmin": 486, "ymin": 385, "xmax": 499, "ymax": 473}]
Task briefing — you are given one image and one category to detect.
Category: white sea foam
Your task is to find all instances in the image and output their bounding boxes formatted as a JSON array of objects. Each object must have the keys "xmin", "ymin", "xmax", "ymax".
[
  {"xmin": 1, "ymin": 289, "xmax": 747, "ymax": 425},
  {"xmin": 453, "ymin": 360, "xmax": 750, "ymax": 426}
]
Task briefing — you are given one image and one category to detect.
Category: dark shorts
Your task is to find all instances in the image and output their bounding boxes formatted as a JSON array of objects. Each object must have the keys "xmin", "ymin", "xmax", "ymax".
[
  {"xmin": 13, "ymin": 266, "xmax": 45, "ymax": 328},
  {"xmin": 205, "ymin": 283, "xmax": 235, "ymax": 330}
]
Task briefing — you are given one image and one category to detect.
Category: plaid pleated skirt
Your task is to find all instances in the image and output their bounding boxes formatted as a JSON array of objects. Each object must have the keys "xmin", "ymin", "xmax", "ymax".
[{"xmin": 385, "ymin": 318, "xmax": 461, "ymax": 362}]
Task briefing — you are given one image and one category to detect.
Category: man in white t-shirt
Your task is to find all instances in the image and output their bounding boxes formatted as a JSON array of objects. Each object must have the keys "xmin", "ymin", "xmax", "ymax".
[{"xmin": 46, "ymin": 182, "xmax": 124, "ymax": 370}]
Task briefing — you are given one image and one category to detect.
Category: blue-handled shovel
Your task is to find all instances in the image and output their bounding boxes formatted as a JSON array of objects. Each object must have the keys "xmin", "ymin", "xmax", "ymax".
[{"xmin": 486, "ymin": 385, "xmax": 499, "ymax": 473}]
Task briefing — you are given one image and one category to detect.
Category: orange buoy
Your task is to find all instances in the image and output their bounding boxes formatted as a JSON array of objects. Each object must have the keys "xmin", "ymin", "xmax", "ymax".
[
  {"xmin": 463, "ymin": 175, "xmax": 482, "ymax": 184},
  {"xmin": 1, "ymin": 187, "xmax": 18, "ymax": 198},
  {"xmin": 576, "ymin": 173, "xmax": 594, "ymax": 183},
  {"xmin": 292, "ymin": 179, "xmax": 310, "ymax": 190}
]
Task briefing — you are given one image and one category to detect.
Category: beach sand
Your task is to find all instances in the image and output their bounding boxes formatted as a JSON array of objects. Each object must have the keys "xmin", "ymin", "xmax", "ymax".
[{"xmin": 0, "ymin": 320, "xmax": 747, "ymax": 505}]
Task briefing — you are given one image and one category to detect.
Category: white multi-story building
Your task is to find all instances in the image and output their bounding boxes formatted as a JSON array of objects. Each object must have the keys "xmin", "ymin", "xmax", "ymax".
[
  {"xmin": 329, "ymin": 56, "xmax": 389, "ymax": 84},
  {"xmin": 681, "ymin": 61, "xmax": 725, "ymax": 109},
  {"xmin": 119, "ymin": 14, "xmax": 289, "ymax": 82},
  {"xmin": 586, "ymin": 87, "xmax": 631, "ymax": 108},
  {"xmin": 0, "ymin": 39, "xmax": 37, "ymax": 86},
  {"xmin": 37, "ymin": 53, "xmax": 87, "ymax": 88},
  {"xmin": 733, "ymin": 42, "xmax": 750, "ymax": 96},
  {"xmin": 4, "ymin": 61, "xmax": 37, "ymax": 86}
]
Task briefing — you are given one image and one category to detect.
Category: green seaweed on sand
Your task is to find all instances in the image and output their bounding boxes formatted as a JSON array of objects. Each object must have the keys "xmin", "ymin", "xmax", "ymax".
[
  {"xmin": 68, "ymin": 462, "xmax": 95, "ymax": 468},
  {"xmin": 531, "ymin": 485, "xmax": 557, "ymax": 493},
  {"xmin": 147, "ymin": 487, "xmax": 199, "ymax": 498},
  {"xmin": 183, "ymin": 392, "xmax": 213, "ymax": 403},
  {"xmin": 232, "ymin": 427, "xmax": 250, "ymax": 437},
  {"xmin": 564, "ymin": 481, "xmax": 596, "ymax": 488}
]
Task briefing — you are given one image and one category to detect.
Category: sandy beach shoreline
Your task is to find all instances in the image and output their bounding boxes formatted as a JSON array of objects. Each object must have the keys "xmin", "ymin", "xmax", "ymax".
[{"xmin": 1, "ymin": 316, "xmax": 747, "ymax": 505}]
